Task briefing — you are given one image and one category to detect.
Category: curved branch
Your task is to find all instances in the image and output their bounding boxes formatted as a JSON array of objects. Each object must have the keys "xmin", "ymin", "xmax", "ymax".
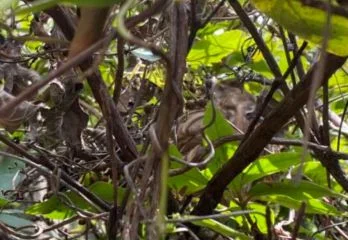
[{"xmin": 192, "ymin": 53, "xmax": 347, "ymax": 216}]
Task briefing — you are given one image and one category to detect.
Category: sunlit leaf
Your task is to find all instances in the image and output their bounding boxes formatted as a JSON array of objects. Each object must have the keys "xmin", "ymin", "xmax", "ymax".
[
  {"xmin": 230, "ymin": 202, "xmax": 274, "ymax": 234},
  {"xmin": 197, "ymin": 21, "xmax": 238, "ymax": 38},
  {"xmin": 16, "ymin": 0, "xmax": 58, "ymax": 14},
  {"xmin": 249, "ymin": 179, "xmax": 347, "ymax": 200},
  {"xmin": 0, "ymin": 0, "xmax": 16, "ymax": 13},
  {"xmin": 25, "ymin": 182, "xmax": 125, "ymax": 220},
  {"xmin": 99, "ymin": 62, "xmax": 115, "ymax": 86},
  {"xmin": 168, "ymin": 145, "xmax": 208, "ymax": 194},
  {"xmin": 296, "ymin": 161, "xmax": 343, "ymax": 193},
  {"xmin": 146, "ymin": 66, "xmax": 165, "ymax": 89},
  {"xmin": 230, "ymin": 152, "xmax": 303, "ymax": 192},
  {"xmin": 191, "ymin": 218, "xmax": 249, "ymax": 239},
  {"xmin": 0, "ymin": 198, "xmax": 9, "ymax": 207},
  {"xmin": 301, "ymin": 161, "xmax": 327, "ymax": 182},
  {"xmin": 259, "ymin": 195, "xmax": 342, "ymax": 216},
  {"xmin": 328, "ymin": 69, "xmax": 348, "ymax": 115},
  {"xmin": 89, "ymin": 181, "xmax": 126, "ymax": 204},
  {"xmin": 202, "ymin": 102, "xmax": 237, "ymax": 176},
  {"xmin": 25, "ymin": 193, "xmax": 77, "ymax": 219},
  {"xmin": 252, "ymin": 0, "xmax": 348, "ymax": 56},
  {"xmin": 188, "ymin": 30, "xmax": 248, "ymax": 68}
]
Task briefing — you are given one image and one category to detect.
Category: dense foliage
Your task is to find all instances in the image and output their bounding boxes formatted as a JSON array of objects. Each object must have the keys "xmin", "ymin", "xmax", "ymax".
[{"xmin": 0, "ymin": 0, "xmax": 347, "ymax": 239}]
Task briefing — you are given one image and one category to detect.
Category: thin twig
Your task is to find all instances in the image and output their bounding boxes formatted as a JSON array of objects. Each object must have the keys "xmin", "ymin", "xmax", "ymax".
[
  {"xmin": 0, "ymin": 134, "xmax": 110, "ymax": 211},
  {"xmin": 291, "ymin": 202, "xmax": 306, "ymax": 240},
  {"xmin": 297, "ymin": 0, "xmax": 333, "ymax": 183}
]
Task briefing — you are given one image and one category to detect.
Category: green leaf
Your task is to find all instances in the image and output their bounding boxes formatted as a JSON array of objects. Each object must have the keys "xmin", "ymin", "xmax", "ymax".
[
  {"xmin": 299, "ymin": 221, "xmax": 326, "ymax": 240},
  {"xmin": 328, "ymin": 69, "xmax": 348, "ymax": 115},
  {"xmin": 202, "ymin": 102, "xmax": 237, "ymax": 176},
  {"xmin": 298, "ymin": 162, "xmax": 328, "ymax": 186},
  {"xmin": 168, "ymin": 145, "xmax": 208, "ymax": 194},
  {"xmin": 146, "ymin": 66, "xmax": 165, "ymax": 89},
  {"xmin": 261, "ymin": 195, "xmax": 341, "ymax": 216},
  {"xmin": 25, "ymin": 181, "xmax": 124, "ymax": 220},
  {"xmin": 99, "ymin": 62, "xmax": 115, "ymax": 85},
  {"xmin": 0, "ymin": 0, "xmax": 18, "ymax": 13},
  {"xmin": 191, "ymin": 218, "xmax": 249, "ymax": 239},
  {"xmin": 0, "ymin": 198, "xmax": 10, "ymax": 207},
  {"xmin": 89, "ymin": 181, "xmax": 126, "ymax": 204},
  {"xmin": 225, "ymin": 32, "xmax": 288, "ymax": 78},
  {"xmin": 168, "ymin": 168, "xmax": 209, "ymax": 194},
  {"xmin": 332, "ymin": 137, "xmax": 348, "ymax": 155},
  {"xmin": 25, "ymin": 193, "xmax": 79, "ymax": 220},
  {"xmin": 80, "ymin": 171, "xmax": 98, "ymax": 186},
  {"xmin": 197, "ymin": 21, "xmax": 238, "ymax": 39},
  {"xmin": 249, "ymin": 180, "xmax": 346, "ymax": 200},
  {"xmin": 229, "ymin": 201, "xmax": 274, "ymax": 235},
  {"xmin": 295, "ymin": 161, "xmax": 343, "ymax": 193},
  {"xmin": 187, "ymin": 30, "xmax": 248, "ymax": 68},
  {"xmin": 16, "ymin": 0, "xmax": 119, "ymax": 15},
  {"xmin": 252, "ymin": 0, "xmax": 348, "ymax": 56},
  {"xmin": 203, "ymin": 103, "xmax": 235, "ymax": 141},
  {"xmin": 230, "ymin": 152, "xmax": 302, "ymax": 192},
  {"xmin": 16, "ymin": 0, "xmax": 59, "ymax": 14}
]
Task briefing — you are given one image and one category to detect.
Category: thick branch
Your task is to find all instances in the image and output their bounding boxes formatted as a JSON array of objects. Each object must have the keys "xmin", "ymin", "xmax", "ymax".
[
  {"xmin": 43, "ymin": 6, "xmax": 139, "ymax": 161},
  {"xmin": 192, "ymin": 53, "xmax": 347, "ymax": 216}
]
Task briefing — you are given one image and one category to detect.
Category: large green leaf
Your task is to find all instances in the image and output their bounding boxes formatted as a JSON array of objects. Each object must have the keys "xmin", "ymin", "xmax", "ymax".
[
  {"xmin": 297, "ymin": 161, "xmax": 343, "ymax": 192},
  {"xmin": 332, "ymin": 136, "xmax": 348, "ymax": 155},
  {"xmin": 202, "ymin": 102, "xmax": 237, "ymax": 177},
  {"xmin": 225, "ymin": 32, "xmax": 289, "ymax": 78},
  {"xmin": 229, "ymin": 201, "xmax": 274, "ymax": 235},
  {"xmin": 260, "ymin": 195, "xmax": 342, "ymax": 216},
  {"xmin": 25, "ymin": 192, "xmax": 87, "ymax": 219},
  {"xmin": 89, "ymin": 181, "xmax": 125, "ymax": 203},
  {"xmin": 230, "ymin": 152, "xmax": 302, "ymax": 192},
  {"xmin": 249, "ymin": 180, "xmax": 347, "ymax": 200},
  {"xmin": 26, "ymin": 181, "xmax": 123, "ymax": 220},
  {"xmin": 168, "ymin": 145, "xmax": 209, "ymax": 194},
  {"xmin": 99, "ymin": 62, "xmax": 115, "ymax": 86},
  {"xmin": 1, "ymin": 0, "xmax": 16, "ymax": 14},
  {"xmin": 191, "ymin": 218, "xmax": 249, "ymax": 239},
  {"xmin": 252, "ymin": 0, "xmax": 348, "ymax": 56},
  {"xmin": 197, "ymin": 21, "xmax": 238, "ymax": 39},
  {"xmin": 187, "ymin": 30, "xmax": 248, "ymax": 68},
  {"xmin": 300, "ymin": 161, "xmax": 327, "ymax": 184},
  {"xmin": 328, "ymin": 69, "xmax": 348, "ymax": 115},
  {"xmin": 0, "ymin": 198, "xmax": 9, "ymax": 208},
  {"xmin": 203, "ymin": 103, "xmax": 235, "ymax": 141},
  {"xmin": 188, "ymin": 24, "xmax": 289, "ymax": 78},
  {"xmin": 146, "ymin": 66, "xmax": 165, "ymax": 89}
]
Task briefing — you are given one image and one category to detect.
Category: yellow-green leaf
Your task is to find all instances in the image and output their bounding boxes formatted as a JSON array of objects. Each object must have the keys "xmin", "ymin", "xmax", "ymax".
[
  {"xmin": 252, "ymin": 0, "xmax": 348, "ymax": 56},
  {"xmin": 187, "ymin": 30, "xmax": 248, "ymax": 68}
]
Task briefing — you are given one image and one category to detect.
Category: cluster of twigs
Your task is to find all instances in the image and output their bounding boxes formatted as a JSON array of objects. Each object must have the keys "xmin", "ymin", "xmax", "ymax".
[{"xmin": 0, "ymin": 0, "xmax": 347, "ymax": 239}]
